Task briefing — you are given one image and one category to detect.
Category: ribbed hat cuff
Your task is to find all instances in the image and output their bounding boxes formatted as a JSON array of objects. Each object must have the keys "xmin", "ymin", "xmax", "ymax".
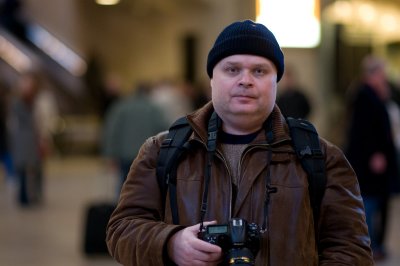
[{"xmin": 206, "ymin": 36, "xmax": 284, "ymax": 81}]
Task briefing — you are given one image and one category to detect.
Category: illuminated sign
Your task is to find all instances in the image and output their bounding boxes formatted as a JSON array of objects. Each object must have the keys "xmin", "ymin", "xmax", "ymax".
[{"xmin": 256, "ymin": 0, "xmax": 321, "ymax": 48}]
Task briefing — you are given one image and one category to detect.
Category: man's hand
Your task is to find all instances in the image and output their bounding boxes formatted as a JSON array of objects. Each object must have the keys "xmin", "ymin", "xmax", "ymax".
[{"xmin": 167, "ymin": 221, "xmax": 222, "ymax": 266}]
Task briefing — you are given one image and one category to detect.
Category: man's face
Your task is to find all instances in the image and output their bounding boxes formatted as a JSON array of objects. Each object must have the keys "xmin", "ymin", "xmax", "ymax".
[{"xmin": 210, "ymin": 54, "xmax": 278, "ymax": 133}]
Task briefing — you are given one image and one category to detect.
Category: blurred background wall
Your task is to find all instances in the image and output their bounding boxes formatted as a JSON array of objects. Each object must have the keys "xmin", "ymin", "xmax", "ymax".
[{"xmin": 2, "ymin": 0, "xmax": 400, "ymax": 152}]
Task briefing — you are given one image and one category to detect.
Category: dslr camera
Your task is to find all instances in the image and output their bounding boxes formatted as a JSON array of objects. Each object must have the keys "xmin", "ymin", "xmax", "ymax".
[{"xmin": 198, "ymin": 218, "xmax": 261, "ymax": 266}]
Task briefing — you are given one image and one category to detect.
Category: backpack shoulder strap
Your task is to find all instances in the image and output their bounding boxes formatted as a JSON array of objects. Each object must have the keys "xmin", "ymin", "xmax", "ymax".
[
  {"xmin": 286, "ymin": 117, "xmax": 326, "ymax": 241},
  {"xmin": 156, "ymin": 116, "xmax": 192, "ymax": 224}
]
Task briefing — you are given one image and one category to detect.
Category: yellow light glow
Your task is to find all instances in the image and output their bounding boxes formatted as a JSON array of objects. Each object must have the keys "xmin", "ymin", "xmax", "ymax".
[
  {"xmin": 324, "ymin": 0, "xmax": 400, "ymax": 43},
  {"xmin": 256, "ymin": 0, "xmax": 320, "ymax": 48},
  {"xmin": 328, "ymin": 0, "xmax": 353, "ymax": 25},
  {"xmin": 95, "ymin": 0, "xmax": 120, "ymax": 5},
  {"xmin": 358, "ymin": 3, "xmax": 376, "ymax": 24},
  {"xmin": 380, "ymin": 14, "xmax": 398, "ymax": 33}
]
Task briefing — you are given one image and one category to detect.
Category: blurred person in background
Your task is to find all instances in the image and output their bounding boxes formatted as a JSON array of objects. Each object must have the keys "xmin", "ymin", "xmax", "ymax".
[
  {"xmin": 102, "ymin": 82, "xmax": 169, "ymax": 200},
  {"xmin": 8, "ymin": 71, "xmax": 47, "ymax": 207},
  {"xmin": 96, "ymin": 73, "xmax": 123, "ymax": 119},
  {"xmin": 186, "ymin": 81, "xmax": 211, "ymax": 110},
  {"xmin": 0, "ymin": 80, "xmax": 15, "ymax": 183},
  {"xmin": 98, "ymin": 72, "xmax": 123, "ymax": 120},
  {"xmin": 344, "ymin": 55, "xmax": 398, "ymax": 261},
  {"xmin": 33, "ymin": 77, "xmax": 60, "ymax": 157},
  {"xmin": 150, "ymin": 79, "xmax": 194, "ymax": 124},
  {"xmin": 276, "ymin": 64, "xmax": 311, "ymax": 119},
  {"xmin": 386, "ymin": 83, "xmax": 400, "ymax": 196}
]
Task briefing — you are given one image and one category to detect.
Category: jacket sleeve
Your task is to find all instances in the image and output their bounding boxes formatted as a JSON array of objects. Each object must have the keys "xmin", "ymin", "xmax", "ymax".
[
  {"xmin": 106, "ymin": 134, "xmax": 184, "ymax": 266},
  {"xmin": 318, "ymin": 140, "xmax": 374, "ymax": 265}
]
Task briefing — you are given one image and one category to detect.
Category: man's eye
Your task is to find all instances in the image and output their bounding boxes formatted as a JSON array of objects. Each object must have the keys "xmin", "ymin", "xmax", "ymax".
[
  {"xmin": 254, "ymin": 68, "xmax": 266, "ymax": 75},
  {"xmin": 226, "ymin": 67, "xmax": 238, "ymax": 73}
]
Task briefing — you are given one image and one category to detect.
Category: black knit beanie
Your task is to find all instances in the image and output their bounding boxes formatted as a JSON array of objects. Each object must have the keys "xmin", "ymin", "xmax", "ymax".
[{"xmin": 207, "ymin": 20, "xmax": 284, "ymax": 82}]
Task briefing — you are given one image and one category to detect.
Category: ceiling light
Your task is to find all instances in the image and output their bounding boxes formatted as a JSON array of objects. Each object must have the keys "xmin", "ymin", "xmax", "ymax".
[
  {"xmin": 256, "ymin": 0, "xmax": 321, "ymax": 48},
  {"xmin": 95, "ymin": 0, "xmax": 120, "ymax": 5}
]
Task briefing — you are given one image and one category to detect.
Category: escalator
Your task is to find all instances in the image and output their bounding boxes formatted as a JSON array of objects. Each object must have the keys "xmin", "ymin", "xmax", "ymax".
[{"xmin": 0, "ymin": 5, "xmax": 104, "ymax": 155}]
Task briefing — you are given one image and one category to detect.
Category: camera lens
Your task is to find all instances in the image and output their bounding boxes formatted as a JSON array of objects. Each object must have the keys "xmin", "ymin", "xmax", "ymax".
[{"xmin": 227, "ymin": 248, "xmax": 255, "ymax": 266}]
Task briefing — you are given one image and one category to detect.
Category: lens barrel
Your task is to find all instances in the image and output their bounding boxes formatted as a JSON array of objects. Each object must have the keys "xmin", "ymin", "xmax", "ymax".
[{"xmin": 228, "ymin": 248, "xmax": 255, "ymax": 266}]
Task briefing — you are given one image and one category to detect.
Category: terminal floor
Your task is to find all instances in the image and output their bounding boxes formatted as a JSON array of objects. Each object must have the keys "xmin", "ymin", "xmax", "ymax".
[{"xmin": 1, "ymin": 156, "xmax": 399, "ymax": 266}]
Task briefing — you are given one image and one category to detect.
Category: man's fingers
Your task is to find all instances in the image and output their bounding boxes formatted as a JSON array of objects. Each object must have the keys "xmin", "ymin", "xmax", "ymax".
[
  {"xmin": 187, "ymin": 220, "xmax": 218, "ymax": 232},
  {"xmin": 189, "ymin": 221, "xmax": 222, "ymax": 254},
  {"xmin": 202, "ymin": 220, "xmax": 218, "ymax": 226},
  {"xmin": 190, "ymin": 246, "xmax": 222, "ymax": 262},
  {"xmin": 192, "ymin": 236, "xmax": 222, "ymax": 252},
  {"xmin": 168, "ymin": 221, "xmax": 223, "ymax": 265}
]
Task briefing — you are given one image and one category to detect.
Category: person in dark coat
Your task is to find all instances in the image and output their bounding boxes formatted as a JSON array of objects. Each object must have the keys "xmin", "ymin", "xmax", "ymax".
[
  {"xmin": 276, "ymin": 64, "xmax": 311, "ymax": 119},
  {"xmin": 345, "ymin": 55, "xmax": 398, "ymax": 261}
]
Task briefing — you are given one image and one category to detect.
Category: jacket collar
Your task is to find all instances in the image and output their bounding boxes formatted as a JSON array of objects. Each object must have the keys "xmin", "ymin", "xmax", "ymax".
[{"xmin": 186, "ymin": 101, "xmax": 291, "ymax": 145}]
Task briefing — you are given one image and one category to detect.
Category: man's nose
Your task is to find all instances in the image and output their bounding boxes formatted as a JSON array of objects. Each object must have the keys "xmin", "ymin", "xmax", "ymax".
[{"xmin": 239, "ymin": 70, "xmax": 253, "ymax": 88}]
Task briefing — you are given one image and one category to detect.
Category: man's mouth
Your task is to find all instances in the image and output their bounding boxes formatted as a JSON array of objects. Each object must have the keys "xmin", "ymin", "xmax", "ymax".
[{"xmin": 233, "ymin": 94, "xmax": 254, "ymax": 99}]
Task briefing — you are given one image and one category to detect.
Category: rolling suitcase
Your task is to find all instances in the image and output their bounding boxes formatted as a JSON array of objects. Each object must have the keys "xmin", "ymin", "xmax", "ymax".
[{"xmin": 82, "ymin": 202, "xmax": 116, "ymax": 255}]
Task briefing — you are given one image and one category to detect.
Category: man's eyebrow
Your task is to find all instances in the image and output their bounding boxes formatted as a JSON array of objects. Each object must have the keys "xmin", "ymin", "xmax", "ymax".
[
  {"xmin": 253, "ymin": 63, "xmax": 271, "ymax": 68},
  {"xmin": 222, "ymin": 61, "xmax": 273, "ymax": 69},
  {"xmin": 223, "ymin": 61, "xmax": 264, "ymax": 65},
  {"xmin": 223, "ymin": 61, "xmax": 240, "ymax": 65}
]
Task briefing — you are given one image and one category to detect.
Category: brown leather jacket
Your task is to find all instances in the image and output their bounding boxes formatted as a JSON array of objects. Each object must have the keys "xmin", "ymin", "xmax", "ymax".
[{"xmin": 106, "ymin": 103, "xmax": 373, "ymax": 266}]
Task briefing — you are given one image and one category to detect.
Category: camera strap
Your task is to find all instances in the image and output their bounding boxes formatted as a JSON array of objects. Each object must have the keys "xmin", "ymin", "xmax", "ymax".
[
  {"xmin": 261, "ymin": 117, "xmax": 277, "ymax": 232},
  {"xmin": 199, "ymin": 111, "xmax": 221, "ymax": 232},
  {"xmin": 262, "ymin": 149, "xmax": 276, "ymax": 232}
]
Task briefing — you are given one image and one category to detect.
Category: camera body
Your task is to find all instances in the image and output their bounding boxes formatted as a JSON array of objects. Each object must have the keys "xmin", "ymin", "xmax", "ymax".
[{"xmin": 198, "ymin": 218, "xmax": 261, "ymax": 265}]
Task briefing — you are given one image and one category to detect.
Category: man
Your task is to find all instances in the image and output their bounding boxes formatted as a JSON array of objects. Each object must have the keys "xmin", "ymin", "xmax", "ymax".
[
  {"xmin": 106, "ymin": 20, "xmax": 373, "ymax": 265},
  {"xmin": 8, "ymin": 71, "xmax": 44, "ymax": 206},
  {"xmin": 345, "ymin": 55, "xmax": 397, "ymax": 261},
  {"xmin": 276, "ymin": 64, "xmax": 311, "ymax": 119},
  {"xmin": 102, "ymin": 83, "xmax": 169, "ymax": 199}
]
